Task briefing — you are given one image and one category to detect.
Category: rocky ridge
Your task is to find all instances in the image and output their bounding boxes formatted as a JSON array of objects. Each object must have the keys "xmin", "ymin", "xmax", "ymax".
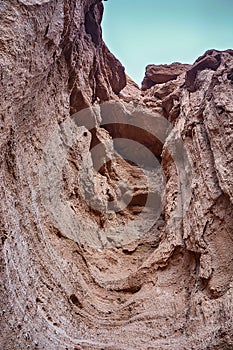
[{"xmin": 0, "ymin": 1, "xmax": 233, "ymax": 350}]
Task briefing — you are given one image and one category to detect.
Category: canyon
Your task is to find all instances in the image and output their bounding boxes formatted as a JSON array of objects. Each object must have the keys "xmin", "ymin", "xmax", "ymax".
[{"xmin": 0, "ymin": 1, "xmax": 233, "ymax": 349}]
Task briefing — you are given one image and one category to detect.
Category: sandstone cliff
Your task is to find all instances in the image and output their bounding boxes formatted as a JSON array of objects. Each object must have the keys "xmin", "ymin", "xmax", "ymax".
[{"xmin": 0, "ymin": 1, "xmax": 233, "ymax": 350}]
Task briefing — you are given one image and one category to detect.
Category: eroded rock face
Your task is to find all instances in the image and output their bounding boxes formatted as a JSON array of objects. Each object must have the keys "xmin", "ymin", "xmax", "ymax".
[
  {"xmin": 0, "ymin": 2, "xmax": 233, "ymax": 350},
  {"xmin": 142, "ymin": 49, "xmax": 233, "ymax": 345},
  {"xmin": 119, "ymin": 74, "xmax": 141, "ymax": 103},
  {"xmin": 142, "ymin": 62, "xmax": 191, "ymax": 90}
]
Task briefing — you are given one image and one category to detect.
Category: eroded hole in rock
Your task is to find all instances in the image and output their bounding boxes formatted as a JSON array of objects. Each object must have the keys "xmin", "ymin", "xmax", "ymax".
[
  {"xmin": 70, "ymin": 294, "xmax": 83, "ymax": 308},
  {"xmin": 97, "ymin": 123, "xmax": 163, "ymax": 164},
  {"xmin": 116, "ymin": 284, "xmax": 141, "ymax": 294}
]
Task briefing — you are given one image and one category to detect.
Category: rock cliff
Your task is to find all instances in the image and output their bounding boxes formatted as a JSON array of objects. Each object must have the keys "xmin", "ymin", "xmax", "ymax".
[{"xmin": 0, "ymin": 1, "xmax": 232, "ymax": 349}]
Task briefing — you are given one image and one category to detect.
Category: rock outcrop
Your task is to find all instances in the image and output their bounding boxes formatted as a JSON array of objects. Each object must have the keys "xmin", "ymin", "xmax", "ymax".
[
  {"xmin": 142, "ymin": 62, "xmax": 190, "ymax": 90},
  {"xmin": 0, "ymin": 1, "xmax": 233, "ymax": 350},
  {"xmin": 119, "ymin": 75, "xmax": 141, "ymax": 103}
]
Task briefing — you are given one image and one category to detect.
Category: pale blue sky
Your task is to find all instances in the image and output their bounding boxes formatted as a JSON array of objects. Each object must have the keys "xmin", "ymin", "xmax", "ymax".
[{"xmin": 102, "ymin": 0, "xmax": 233, "ymax": 85}]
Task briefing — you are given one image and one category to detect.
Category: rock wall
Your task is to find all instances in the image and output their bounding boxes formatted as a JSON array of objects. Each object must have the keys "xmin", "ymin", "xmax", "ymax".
[{"xmin": 0, "ymin": 1, "xmax": 232, "ymax": 349}]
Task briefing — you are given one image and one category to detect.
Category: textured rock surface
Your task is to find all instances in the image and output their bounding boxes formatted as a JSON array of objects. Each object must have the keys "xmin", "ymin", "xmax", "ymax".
[
  {"xmin": 0, "ymin": 2, "xmax": 233, "ymax": 350},
  {"xmin": 119, "ymin": 75, "xmax": 141, "ymax": 103},
  {"xmin": 142, "ymin": 62, "xmax": 190, "ymax": 90}
]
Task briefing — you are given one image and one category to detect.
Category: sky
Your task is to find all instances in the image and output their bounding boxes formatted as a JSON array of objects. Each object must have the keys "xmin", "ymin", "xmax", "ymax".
[{"xmin": 102, "ymin": 0, "xmax": 233, "ymax": 85}]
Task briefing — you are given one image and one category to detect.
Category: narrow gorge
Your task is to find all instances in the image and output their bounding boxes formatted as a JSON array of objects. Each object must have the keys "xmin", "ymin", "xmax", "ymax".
[{"xmin": 0, "ymin": 1, "xmax": 232, "ymax": 349}]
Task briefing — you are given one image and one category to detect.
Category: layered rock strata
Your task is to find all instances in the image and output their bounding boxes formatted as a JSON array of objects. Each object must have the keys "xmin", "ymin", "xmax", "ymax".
[{"xmin": 0, "ymin": 1, "xmax": 232, "ymax": 350}]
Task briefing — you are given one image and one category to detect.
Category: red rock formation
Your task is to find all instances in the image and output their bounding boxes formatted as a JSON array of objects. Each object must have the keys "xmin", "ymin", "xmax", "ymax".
[
  {"xmin": 142, "ymin": 62, "xmax": 190, "ymax": 90},
  {"xmin": 185, "ymin": 49, "xmax": 222, "ymax": 92},
  {"xmin": 0, "ymin": 1, "xmax": 233, "ymax": 350},
  {"xmin": 119, "ymin": 75, "xmax": 141, "ymax": 103}
]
